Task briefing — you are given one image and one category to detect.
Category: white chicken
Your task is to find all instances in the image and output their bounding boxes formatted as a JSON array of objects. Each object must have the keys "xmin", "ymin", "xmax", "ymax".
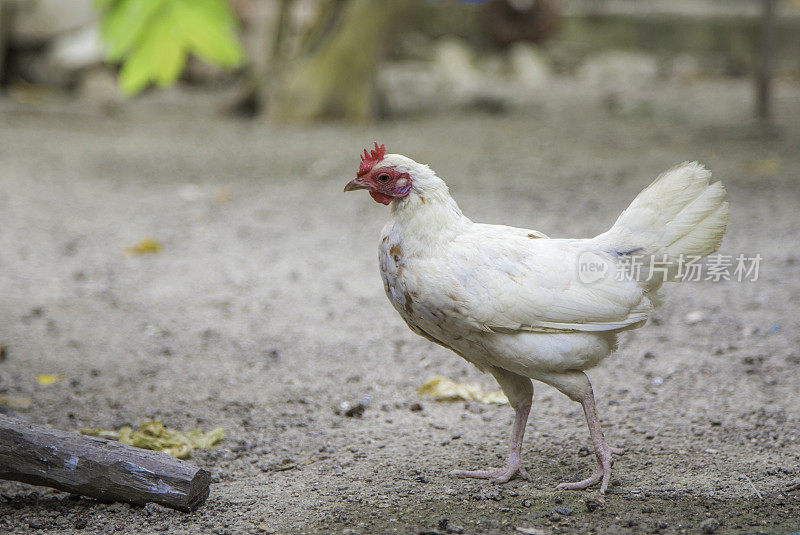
[{"xmin": 344, "ymin": 143, "xmax": 728, "ymax": 494}]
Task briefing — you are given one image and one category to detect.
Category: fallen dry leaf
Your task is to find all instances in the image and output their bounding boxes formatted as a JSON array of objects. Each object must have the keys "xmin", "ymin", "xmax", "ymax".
[
  {"xmin": 36, "ymin": 374, "xmax": 64, "ymax": 386},
  {"xmin": 0, "ymin": 395, "xmax": 33, "ymax": 410},
  {"xmin": 417, "ymin": 376, "xmax": 508, "ymax": 404},
  {"xmin": 214, "ymin": 186, "xmax": 232, "ymax": 204},
  {"xmin": 124, "ymin": 238, "xmax": 162, "ymax": 256},
  {"xmin": 81, "ymin": 420, "xmax": 224, "ymax": 459},
  {"xmin": 745, "ymin": 157, "xmax": 780, "ymax": 176}
]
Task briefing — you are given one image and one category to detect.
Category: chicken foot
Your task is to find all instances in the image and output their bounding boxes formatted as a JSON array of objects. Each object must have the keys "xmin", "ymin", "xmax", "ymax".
[
  {"xmin": 452, "ymin": 368, "xmax": 533, "ymax": 483},
  {"xmin": 451, "ymin": 395, "xmax": 532, "ymax": 483},
  {"xmin": 556, "ymin": 382, "xmax": 624, "ymax": 494}
]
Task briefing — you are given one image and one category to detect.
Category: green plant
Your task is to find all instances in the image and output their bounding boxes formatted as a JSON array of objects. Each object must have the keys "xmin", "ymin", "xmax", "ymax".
[{"xmin": 95, "ymin": 0, "xmax": 245, "ymax": 95}]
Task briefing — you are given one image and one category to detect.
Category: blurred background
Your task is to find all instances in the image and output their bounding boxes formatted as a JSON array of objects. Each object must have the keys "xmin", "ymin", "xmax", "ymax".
[
  {"xmin": 1, "ymin": 1, "xmax": 800, "ymax": 534},
  {"xmin": 0, "ymin": 0, "xmax": 797, "ymax": 121}
]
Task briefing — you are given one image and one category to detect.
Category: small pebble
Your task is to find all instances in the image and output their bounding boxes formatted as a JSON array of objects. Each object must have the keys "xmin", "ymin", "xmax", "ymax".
[
  {"xmin": 438, "ymin": 518, "xmax": 464, "ymax": 533},
  {"xmin": 700, "ymin": 518, "xmax": 720, "ymax": 534},
  {"xmin": 554, "ymin": 507, "xmax": 573, "ymax": 516},
  {"xmin": 585, "ymin": 497, "xmax": 604, "ymax": 512},
  {"xmin": 474, "ymin": 487, "xmax": 502, "ymax": 501},
  {"xmin": 74, "ymin": 517, "xmax": 88, "ymax": 529},
  {"xmin": 334, "ymin": 400, "xmax": 367, "ymax": 418},
  {"xmin": 685, "ymin": 310, "xmax": 705, "ymax": 325}
]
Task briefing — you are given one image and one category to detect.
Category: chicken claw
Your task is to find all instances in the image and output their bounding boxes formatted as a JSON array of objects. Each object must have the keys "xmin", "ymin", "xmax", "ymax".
[{"xmin": 451, "ymin": 461, "xmax": 532, "ymax": 484}]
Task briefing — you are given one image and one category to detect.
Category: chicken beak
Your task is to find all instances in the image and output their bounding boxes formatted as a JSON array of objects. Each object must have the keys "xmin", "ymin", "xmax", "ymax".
[{"xmin": 343, "ymin": 178, "xmax": 369, "ymax": 192}]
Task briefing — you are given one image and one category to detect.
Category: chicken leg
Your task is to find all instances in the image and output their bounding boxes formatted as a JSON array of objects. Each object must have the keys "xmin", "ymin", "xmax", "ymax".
[
  {"xmin": 451, "ymin": 368, "xmax": 533, "ymax": 483},
  {"xmin": 541, "ymin": 371, "xmax": 624, "ymax": 494}
]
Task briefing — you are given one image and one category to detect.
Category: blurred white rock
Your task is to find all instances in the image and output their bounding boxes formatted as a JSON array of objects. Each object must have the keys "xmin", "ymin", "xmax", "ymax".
[
  {"xmin": 377, "ymin": 38, "xmax": 551, "ymax": 116},
  {"xmin": 43, "ymin": 24, "xmax": 105, "ymax": 85},
  {"xmin": 508, "ymin": 42, "xmax": 550, "ymax": 91},
  {"xmin": 9, "ymin": 0, "xmax": 96, "ymax": 47},
  {"xmin": 376, "ymin": 61, "xmax": 444, "ymax": 115},
  {"xmin": 16, "ymin": 23, "xmax": 104, "ymax": 86},
  {"xmin": 577, "ymin": 50, "xmax": 658, "ymax": 90},
  {"xmin": 668, "ymin": 53, "xmax": 703, "ymax": 82},
  {"xmin": 433, "ymin": 38, "xmax": 484, "ymax": 105},
  {"xmin": 684, "ymin": 310, "xmax": 706, "ymax": 325},
  {"xmin": 48, "ymin": 24, "xmax": 102, "ymax": 70}
]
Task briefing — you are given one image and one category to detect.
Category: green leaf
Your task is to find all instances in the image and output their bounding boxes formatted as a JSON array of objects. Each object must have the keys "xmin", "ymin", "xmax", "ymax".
[
  {"xmin": 99, "ymin": 0, "xmax": 168, "ymax": 62},
  {"xmin": 172, "ymin": 0, "xmax": 244, "ymax": 67},
  {"xmin": 118, "ymin": 11, "xmax": 184, "ymax": 94},
  {"xmin": 96, "ymin": 0, "xmax": 245, "ymax": 96}
]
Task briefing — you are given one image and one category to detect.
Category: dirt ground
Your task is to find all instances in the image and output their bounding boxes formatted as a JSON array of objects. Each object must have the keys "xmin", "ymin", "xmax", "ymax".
[{"xmin": 1, "ymin": 77, "xmax": 799, "ymax": 534}]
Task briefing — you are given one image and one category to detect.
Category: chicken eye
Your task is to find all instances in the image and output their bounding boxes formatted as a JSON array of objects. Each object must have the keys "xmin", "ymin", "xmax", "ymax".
[{"xmin": 377, "ymin": 174, "xmax": 390, "ymax": 182}]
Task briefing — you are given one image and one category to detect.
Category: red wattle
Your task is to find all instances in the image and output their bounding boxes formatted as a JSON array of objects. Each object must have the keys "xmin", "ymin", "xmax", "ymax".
[{"xmin": 370, "ymin": 191, "xmax": 394, "ymax": 205}]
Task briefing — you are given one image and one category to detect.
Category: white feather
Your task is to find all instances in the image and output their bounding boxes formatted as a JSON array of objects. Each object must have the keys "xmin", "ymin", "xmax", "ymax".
[{"xmin": 375, "ymin": 156, "xmax": 728, "ymax": 376}]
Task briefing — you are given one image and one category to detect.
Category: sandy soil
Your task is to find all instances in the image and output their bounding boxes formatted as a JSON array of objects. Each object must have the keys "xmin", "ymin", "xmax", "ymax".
[{"xmin": 1, "ymin": 77, "xmax": 799, "ymax": 534}]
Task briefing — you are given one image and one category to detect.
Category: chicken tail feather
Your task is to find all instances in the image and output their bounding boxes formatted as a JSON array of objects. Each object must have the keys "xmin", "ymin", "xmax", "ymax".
[{"xmin": 596, "ymin": 162, "xmax": 729, "ymax": 284}]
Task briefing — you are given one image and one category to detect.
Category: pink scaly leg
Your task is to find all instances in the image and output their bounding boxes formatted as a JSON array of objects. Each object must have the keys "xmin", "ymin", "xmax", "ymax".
[
  {"xmin": 451, "ymin": 395, "xmax": 532, "ymax": 483},
  {"xmin": 556, "ymin": 383, "xmax": 624, "ymax": 494}
]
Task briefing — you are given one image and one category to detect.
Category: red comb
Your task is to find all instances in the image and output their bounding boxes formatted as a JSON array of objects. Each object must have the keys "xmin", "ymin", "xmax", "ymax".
[{"xmin": 357, "ymin": 142, "xmax": 386, "ymax": 177}]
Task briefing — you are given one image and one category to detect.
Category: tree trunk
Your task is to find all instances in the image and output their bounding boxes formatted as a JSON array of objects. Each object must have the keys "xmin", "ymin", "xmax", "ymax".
[{"xmin": 268, "ymin": 0, "xmax": 405, "ymax": 121}]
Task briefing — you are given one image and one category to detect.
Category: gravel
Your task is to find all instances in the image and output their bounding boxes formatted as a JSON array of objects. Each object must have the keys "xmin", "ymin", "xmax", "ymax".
[{"xmin": 0, "ymin": 76, "xmax": 799, "ymax": 533}]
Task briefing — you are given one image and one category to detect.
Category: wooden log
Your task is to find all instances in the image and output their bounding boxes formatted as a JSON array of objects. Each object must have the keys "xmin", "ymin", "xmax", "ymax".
[{"xmin": 0, "ymin": 414, "xmax": 211, "ymax": 512}]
